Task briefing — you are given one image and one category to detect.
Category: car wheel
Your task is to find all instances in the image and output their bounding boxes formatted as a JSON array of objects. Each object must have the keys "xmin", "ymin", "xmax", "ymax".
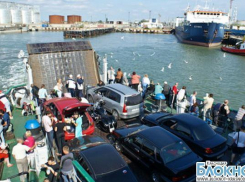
[
  {"xmin": 112, "ymin": 110, "xmax": 120, "ymax": 120},
  {"xmin": 88, "ymin": 95, "xmax": 94, "ymax": 103},
  {"xmin": 114, "ymin": 141, "xmax": 122, "ymax": 152},
  {"xmin": 151, "ymin": 171, "xmax": 161, "ymax": 182}
]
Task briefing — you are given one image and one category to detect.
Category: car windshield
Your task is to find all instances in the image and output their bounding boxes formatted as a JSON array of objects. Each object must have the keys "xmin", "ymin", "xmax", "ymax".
[
  {"xmin": 125, "ymin": 94, "xmax": 143, "ymax": 106},
  {"xmin": 69, "ymin": 136, "xmax": 105, "ymax": 151},
  {"xmin": 193, "ymin": 124, "xmax": 216, "ymax": 141},
  {"xmin": 161, "ymin": 141, "xmax": 192, "ymax": 164}
]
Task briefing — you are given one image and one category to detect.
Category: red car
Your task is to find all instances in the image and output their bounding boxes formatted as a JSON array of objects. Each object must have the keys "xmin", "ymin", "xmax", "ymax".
[{"xmin": 43, "ymin": 97, "xmax": 95, "ymax": 140}]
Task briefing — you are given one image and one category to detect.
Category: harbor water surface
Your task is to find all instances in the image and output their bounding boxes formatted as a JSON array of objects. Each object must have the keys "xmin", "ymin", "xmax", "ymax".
[{"xmin": 0, "ymin": 31, "xmax": 245, "ymax": 109}]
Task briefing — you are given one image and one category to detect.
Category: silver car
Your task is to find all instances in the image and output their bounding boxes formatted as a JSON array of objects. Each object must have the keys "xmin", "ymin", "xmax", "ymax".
[{"xmin": 87, "ymin": 84, "xmax": 144, "ymax": 120}]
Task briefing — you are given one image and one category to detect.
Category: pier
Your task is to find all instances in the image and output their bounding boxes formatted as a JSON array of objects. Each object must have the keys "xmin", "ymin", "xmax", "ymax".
[
  {"xmin": 115, "ymin": 27, "xmax": 174, "ymax": 34},
  {"xmin": 63, "ymin": 28, "xmax": 115, "ymax": 38}
]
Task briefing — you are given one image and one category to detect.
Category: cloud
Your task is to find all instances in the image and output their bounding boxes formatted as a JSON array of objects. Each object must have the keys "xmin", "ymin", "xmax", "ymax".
[{"xmin": 106, "ymin": 4, "xmax": 114, "ymax": 8}]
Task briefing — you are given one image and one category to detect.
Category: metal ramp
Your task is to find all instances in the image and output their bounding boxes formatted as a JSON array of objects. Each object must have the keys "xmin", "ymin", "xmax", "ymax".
[{"xmin": 26, "ymin": 41, "xmax": 100, "ymax": 92}]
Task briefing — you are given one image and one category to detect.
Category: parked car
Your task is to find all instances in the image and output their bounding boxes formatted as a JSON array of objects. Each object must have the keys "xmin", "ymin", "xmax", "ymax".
[
  {"xmin": 142, "ymin": 113, "xmax": 228, "ymax": 160},
  {"xmin": 43, "ymin": 97, "xmax": 95, "ymax": 140},
  {"xmin": 71, "ymin": 136, "xmax": 138, "ymax": 182},
  {"xmin": 86, "ymin": 84, "xmax": 144, "ymax": 120},
  {"xmin": 111, "ymin": 125, "xmax": 202, "ymax": 182}
]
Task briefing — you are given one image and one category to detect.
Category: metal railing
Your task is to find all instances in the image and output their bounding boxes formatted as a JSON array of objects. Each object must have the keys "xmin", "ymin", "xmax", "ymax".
[{"xmin": 73, "ymin": 160, "xmax": 95, "ymax": 182}]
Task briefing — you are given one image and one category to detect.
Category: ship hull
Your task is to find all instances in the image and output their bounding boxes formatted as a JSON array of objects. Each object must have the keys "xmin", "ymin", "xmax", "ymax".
[
  {"xmin": 175, "ymin": 23, "xmax": 225, "ymax": 47},
  {"xmin": 221, "ymin": 46, "xmax": 245, "ymax": 56}
]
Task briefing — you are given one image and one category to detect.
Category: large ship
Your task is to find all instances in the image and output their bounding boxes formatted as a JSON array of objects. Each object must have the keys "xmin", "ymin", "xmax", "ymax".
[{"xmin": 175, "ymin": 5, "xmax": 229, "ymax": 47}]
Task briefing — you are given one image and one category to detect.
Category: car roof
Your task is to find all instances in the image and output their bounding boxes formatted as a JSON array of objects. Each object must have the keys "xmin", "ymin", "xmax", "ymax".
[
  {"xmin": 138, "ymin": 126, "xmax": 181, "ymax": 149},
  {"xmin": 80, "ymin": 143, "xmax": 127, "ymax": 176},
  {"xmin": 145, "ymin": 112, "xmax": 172, "ymax": 122},
  {"xmin": 45, "ymin": 97, "xmax": 80, "ymax": 109},
  {"xmin": 105, "ymin": 84, "xmax": 139, "ymax": 95},
  {"xmin": 171, "ymin": 113, "xmax": 206, "ymax": 127}
]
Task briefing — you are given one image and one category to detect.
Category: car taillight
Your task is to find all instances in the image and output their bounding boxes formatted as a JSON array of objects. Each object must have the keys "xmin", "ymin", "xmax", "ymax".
[
  {"xmin": 172, "ymin": 176, "xmax": 184, "ymax": 182},
  {"xmin": 123, "ymin": 104, "xmax": 127, "ymax": 113},
  {"xmin": 205, "ymin": 148, "xmax": 213, "ymax": 154}
]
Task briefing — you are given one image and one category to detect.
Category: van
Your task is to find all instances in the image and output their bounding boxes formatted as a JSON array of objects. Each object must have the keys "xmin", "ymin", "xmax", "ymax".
[{"xmin": 87, "ymin": 84, "xmax": 144, "ymax": 120}]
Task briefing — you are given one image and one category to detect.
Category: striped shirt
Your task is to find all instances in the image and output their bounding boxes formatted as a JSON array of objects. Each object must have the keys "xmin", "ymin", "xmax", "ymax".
[{"xmin": 236, "ymin": 108, "xmax": 245, "ymax": 120}]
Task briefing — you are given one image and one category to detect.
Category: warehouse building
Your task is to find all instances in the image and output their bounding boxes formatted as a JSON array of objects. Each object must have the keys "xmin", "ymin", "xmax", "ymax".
[{"xmin": 0, "ymin": 1, "xmax": 40, "ymax": 25}]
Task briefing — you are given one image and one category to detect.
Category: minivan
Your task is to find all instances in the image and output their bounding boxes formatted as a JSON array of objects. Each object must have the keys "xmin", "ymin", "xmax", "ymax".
[{"xmin": 87, "ymin": 84, "xmax": 144, "ymax": 120}]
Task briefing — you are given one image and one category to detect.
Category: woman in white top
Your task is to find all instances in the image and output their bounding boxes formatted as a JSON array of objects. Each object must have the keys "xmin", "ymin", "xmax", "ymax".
[
  {"xmin": 108, "ymin": 67, "xmax": 115, "ymax": 84},
  {"xmin": 142, "ymin": 74, "xmax": 150, "ymax": 99},
  {"xmin": 54, "ymin": 79, "xmax": 63, "ymax": 98},
  {"xmin": 38, "ymin": 84, "xmax": 48, "ymax": 111},
  {"xmin": 230, "ymin": 126, "xmax": 245, "ymax": 164}
]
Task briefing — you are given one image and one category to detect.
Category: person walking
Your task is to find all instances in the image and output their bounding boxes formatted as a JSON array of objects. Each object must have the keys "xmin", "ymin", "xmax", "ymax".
[
  {"xmin": 203, "ymin": 93, "xmax": 214, "ymax": 121},
  {"xmin": 107, "ymin": 67, "xmax": 115, "ymax": 84},
  {"xmin": 154, "ymin": 83, "xmax": 163, "ymax": 95},
  {"xmin": 76, "ymin": 74, "xmax": 84, "ymax": 99},
  {"xmin": 189, "ymin": 91, "xmax": 197, "ymax": 110},
  {"xmin": 72, "ymin": 112, "xmax": 83, "ymax": 138},
  {"xmin": 66, "ymin": 75, "xmax": 76, "ymax": 97},
  {"xmin": 115, "ymin": 68, "xmax": 123, "ymax": 83},
  {"xmin": 163, "ymin": 81, "xmax": 171, "ymax": 103},
  {"xmin": 60, "ymin": 146, "xmax": 77, "ymax": 182},
  {"xmin": 38, "ymin": 84, "xmax": 48, "ymax": 112},
  {"xmin": 142, "ymin": 74, "xmax": 150, "ymax": 99},
  {"xmin": 12, "ymin": 138, "xmax": 34, "ymax": 182},
  {"xmin": 131, "ymin": 72, "xmax": 140, "ymax": 91},
  {"xmin": 54, "ymin": 115, "xmax": 66, "ymax": 155},
  {"xmin": 230, "ymin": 126, "xmax": 245, "ymax": 164},
  {"xmin": 234, "ymin": 105, "xmax": 245, "ymax": 131},
  {"xmin": 176, "ymin": 86, "xmax": 187, "ymax": 114},
  {"xmin": 41, "ymin": 156, "xmax": 59, "ymax": 182},
  {"xmin": 54, "ymin": 79, "xmax": 63, "ymax": 98},
  {"xmin": 42, "ymin": 112, "xmax": 55, "ymax": 149}
]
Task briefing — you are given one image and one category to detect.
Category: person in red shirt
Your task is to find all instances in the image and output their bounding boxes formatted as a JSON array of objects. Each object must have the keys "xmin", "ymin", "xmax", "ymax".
[
  {"xmin": 131, "ymin": 72, "xmax": 141, "ymax": 91},
  {"xmin": 0, "ymin": 147, "xmax": 13, "ymax": 167},
  {"xmin": 171, "ymin": 83, "xmax": 179, "ymax": 108},
  {"xmin": 23, "ymin": 131, "xmax": 36, "ymax": 151}
]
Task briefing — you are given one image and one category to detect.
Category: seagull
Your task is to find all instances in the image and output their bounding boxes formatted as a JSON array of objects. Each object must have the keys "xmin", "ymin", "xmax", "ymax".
[
  {"xmin": 184, "ymin": 60, "xmax": 188, "ymax": 63},
  {"xmin": 189, "ymin": 75, "xmax": 193, "ymax": 80},
  {"xmin": 168, "ymin": 63, "xmax": 172, "ymax": 69},
  {"xmin": 133, "ymin": 52, "xmax": 136, "ymax": 55},
  {"xmin": 111, "ymin": 55, "xmax": 113, "ymax": 58},
  {"xmin": 115, "ymin": 59, "xmax": 119, "ymax": 62},
  {"xmin": 121, "ymin": 36, "xmax": 124, "ymax": 40},
  {"xmin": 72, "ymin": 38, "xmax": 76, "ymax": 40},
  {"xmin": 161, "ymin": 67, "xmax": 164, "ymax": 72},
  {"xmin": 137, "ymin": 53, "xmax": 141, "ymax": 57},
  {"xmin": 223, "ymin": 53, "xmax": 226, "ymax": 58},
  {"xmin": 220, "ymin": 77, "xmax": 222, "ymax": 80},
  {"xmin": 150, "ymin": 52, "xmax": 155, "ymax": 56},
  {"xmin": 110, "ymin": 52, "xmax": 114, "ymax": 55}
]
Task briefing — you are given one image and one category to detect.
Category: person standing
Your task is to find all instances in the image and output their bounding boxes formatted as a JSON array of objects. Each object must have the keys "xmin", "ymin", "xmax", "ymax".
[
  {"xmin": 0, "ymin": 90, "xmax": 12, "ymax": 119},
  {"xmin": 219, "ymin": 100, "xmax": 230, "ymax": 126},
  {"xmin": 54, "ymin": 115, "xmax": 66, "ymax": 155},
  {"xmin": 171, "ymin": 83, "xmax": 178, "ymax": 108},
  {"xmin": 142, "ymin": 74, "xmax": 150, "ymax": 99},
  {"xmin": 230, "ymin": 126, "xmax": 245, "ymax": 164},
  {"xmin": 122, "ymin": 72, "xmax": 129, "ymax": 86},
  {"xmin": 72, "ymin": 112, "xmax": 82, "ymax": 138},
  {"xmin": 234, "ymin": 105, "xmax": 245, "ymax": 131},
  {"xmin": 107, "ymin": 67, "xmax": 115, "ymax": 84},
  {"xmin": 115, "ymin": 68, "xmax": 123, "ymax": 83},
  {"xmin": 54, "ymin": 79, "xmax": 63, "ymax": 98},
  {"xmin": 0, "ymin": 109, "xmax": 10, "ymax": 132},
  {"xmin": 203, "ymin": 93, "xmax": 214, "ymax": 121},
  {"xmin": 176, "ymin": 86, "xmax": 187, "ymax": 114},
  {"xmin": 38, "ymin": 84, "xmax": 48, "ymax": 112},
  {"xmin": 189, "ymin": 91, "xmax": 197, "ymax": 109},
  {"xmin": 12, "ymin": 138, "xmax": 34, "ymax": 182},
  {"xmin": 76, "ymin": 74, "xmax": 84, "ymax": 99},
  {"xmin": 163, "ymin": 81, "xmax": 171, "ymax": 102},
  {"xmin": 42, "ymin": 112, "xmax": 55, "ymax": 149},
  {"xmin": 154, "ymin": 83, "xmax": 163, "ymax": 95},
  {"xmin": 31, "ymin": 84, "xmax": 39, "ymax": 104},
  {"xmin": 60, "ymin": 146, "xmax": 77, "ymax": 182},
  {"xmin": 66, "ymin": 75, "xmax": 76, "ymax": 97},
  {"xmin": 23, "ymin": 131, "xmax": 36, "ymax": 168},
  {"xmin": 131, "ymin": 72, "xmax": 140, "ymax": 91}
]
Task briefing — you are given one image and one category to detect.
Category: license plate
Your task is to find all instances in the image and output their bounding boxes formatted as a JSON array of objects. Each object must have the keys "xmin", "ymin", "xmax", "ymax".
[
  {"xmin": 132, "ymin": 108, "xmax": 139, "ymax": 112},
  {"xmin": 217, "ymin": 153, "xmax": 224, "ymax": 159}
]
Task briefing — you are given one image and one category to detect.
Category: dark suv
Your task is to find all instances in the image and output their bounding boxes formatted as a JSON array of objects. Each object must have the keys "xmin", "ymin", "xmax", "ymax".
[{"xmin": 111, "ymin": 125, "xmax": 202, "ymax": 182}]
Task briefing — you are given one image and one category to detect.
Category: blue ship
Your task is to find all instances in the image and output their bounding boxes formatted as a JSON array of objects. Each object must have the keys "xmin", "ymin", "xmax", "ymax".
[{"xmin": 175, "ymin": 10, "xmax": 229, "ymax": 47}]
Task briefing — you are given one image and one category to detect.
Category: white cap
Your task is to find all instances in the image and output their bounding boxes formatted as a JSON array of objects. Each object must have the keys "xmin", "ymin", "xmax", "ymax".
[
  {"xmin": 77, "ymin": 74, "xmax": 81, "ymax": 78},
  {"xmin": 69, "ymin": 74, "xmax": 73, "ymax": 78},
  {"xmin": 164, "ymin": 81, "xmax": 167, "ymax": 84}
]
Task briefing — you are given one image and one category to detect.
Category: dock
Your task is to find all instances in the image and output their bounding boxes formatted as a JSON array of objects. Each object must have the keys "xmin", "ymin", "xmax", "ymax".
[
  {"xmin": 63, "ymin": 28, "xmax": 115, "ymax": 38},
  {"xmin": 115, "ymin": 28, "xmax": 174, "ymax": 34}
]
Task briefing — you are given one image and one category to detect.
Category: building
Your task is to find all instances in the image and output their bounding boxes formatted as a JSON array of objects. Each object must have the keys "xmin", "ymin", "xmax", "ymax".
[
  {"xmin": 49, "ymin": 15, "xmax": 65, "ymax": 24},
  {"xmin": 141, "ymin": 18, "xmax": 163, "ymax": 29},
  {"xmin": 0, "ymin": 1, "xmax": 40, "ymax": 25},
  {"xmin": 67, "ymin": 15, "xmax": 82, "ymax": 24}
]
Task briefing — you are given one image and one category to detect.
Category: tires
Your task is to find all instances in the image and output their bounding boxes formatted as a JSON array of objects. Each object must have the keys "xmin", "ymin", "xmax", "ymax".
[
  {"xmin": 151, "ymin": 171, "xmax": 162, "ymax": 182},
  {"xmin": 88, "ymin": 95, "xmax": 94, "ymax": 103},
  {"xmin": 114, "ymin": 140, "xmax": 123, "ymax": 152},
  {"xmin": 112, "ymin": 110, "xmax": 120, "ymax": 120}
]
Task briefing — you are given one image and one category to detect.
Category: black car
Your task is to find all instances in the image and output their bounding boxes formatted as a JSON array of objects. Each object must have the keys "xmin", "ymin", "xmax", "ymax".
[
  {"xmin": 142, "ymin": 113, "xmax": 228, "ymax": 160},
  {"xmin": 71, "ymin": 136, "xmax": 138, "ymax": 182},
  {"xmin": 111, "ymin": 125, "xmax": 202, "ymax": 182}
]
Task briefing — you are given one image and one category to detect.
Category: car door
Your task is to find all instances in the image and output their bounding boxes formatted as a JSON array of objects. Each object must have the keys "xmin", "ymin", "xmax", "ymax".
[
  {"xmin": 172, "ymin": 123, "xmax": 195, "ymax": 147},
  {"xmin": 105, "ymin": 90, "xmax": 121, "ymax": 113},
  {"xmin": 140, "ymin": 138, "xmax": 157, "ymax": 169},
  {"xmin": 122, "ymin": 134, "xmax": 144, "ymax": 161}
]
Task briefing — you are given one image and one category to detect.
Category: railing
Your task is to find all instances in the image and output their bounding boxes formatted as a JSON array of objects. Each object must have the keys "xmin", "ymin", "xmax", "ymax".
[
  {"xmin": 73, "ymin": 160, "xmax": 95, "ymax": 182},
  {"xmin": 4, "ymin": 84, "xmax": 26, "ymax": 96}
]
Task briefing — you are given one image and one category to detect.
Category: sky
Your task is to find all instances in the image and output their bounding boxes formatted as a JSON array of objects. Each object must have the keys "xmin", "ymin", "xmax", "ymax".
[{"xmin": 2, "ymin": 0, "xmax": 245, "ymax": 22}]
